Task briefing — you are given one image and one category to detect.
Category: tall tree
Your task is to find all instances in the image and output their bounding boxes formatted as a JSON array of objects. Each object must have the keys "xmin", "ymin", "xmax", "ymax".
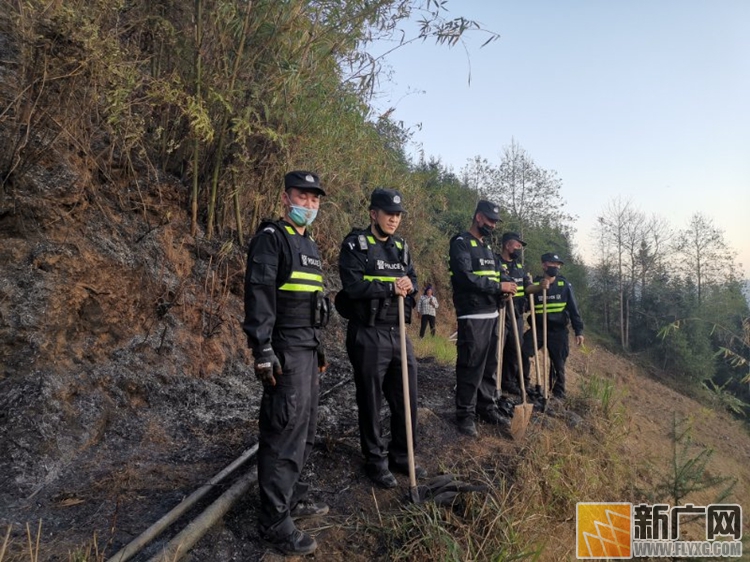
[
  {"xmin": 461, "ymin": 140, "xmax": 573, "ymax": 238},
  {"xmin": 676, "ymin": 213, "xmax": 736, "ymax": 305},
  {"xmin": 595, "ymin": 198, "xmax": 640, "ymax": 349},
  {"xmin": 494, "ymin": 140, "xmax": 572, "ymax": 232},
  {"xmin": 459, "ymin": 155, "xmax": 494, "ymax": 202}
]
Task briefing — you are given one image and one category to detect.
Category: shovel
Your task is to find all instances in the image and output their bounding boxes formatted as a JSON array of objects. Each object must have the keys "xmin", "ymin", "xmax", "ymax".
[
  {"xmin": 507, "ymin": 300, "xmax": 533, "ymax": 440},
  {"xmin": 397, "ymin": 295, "xmax": 419, "ymax": 502},
  {"xmin": 398, "ymin": 296, "xmax": 487, "ymax": 505},
  {"xmin": 496, "ymin": 304, "xmax": 506, "ymax": 395},
  {"xmin": 542, "ymin": 288, "xmax": 549, "ymax": 408},
  {"xmin": 529, "ymin": 293, "xmax": 542, "ymax": 397},
  {"xmin": 529, "ymin": 292, "xmax": 546, "ymax": 411}
]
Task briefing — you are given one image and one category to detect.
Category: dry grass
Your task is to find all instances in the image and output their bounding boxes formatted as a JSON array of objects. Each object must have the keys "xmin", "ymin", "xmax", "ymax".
[
  {"xmin": 0, "ymin": 522, "xmax": 45, "ymax": 562},
  {"xmin": 369, "ymin": 371, "xmax": 634, "ymax": 561},
  {"xmin": 410, "ymin": 328, "xmax": 457, "ymax": 366}
]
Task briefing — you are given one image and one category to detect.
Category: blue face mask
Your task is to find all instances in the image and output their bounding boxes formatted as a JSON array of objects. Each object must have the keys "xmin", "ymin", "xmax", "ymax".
[{"xmin": 289, "ymin": 204, "xmax": 318, "ymax": 227}]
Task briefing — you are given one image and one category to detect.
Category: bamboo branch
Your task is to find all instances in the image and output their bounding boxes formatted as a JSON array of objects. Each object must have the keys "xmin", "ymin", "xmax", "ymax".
[
  {"xmin": 106, "ymin": 444, "xmax": 258, "ymax": 562},
  {"xmin": 144, "ymin": 468, "xmax": 259, "ymax": 562}
]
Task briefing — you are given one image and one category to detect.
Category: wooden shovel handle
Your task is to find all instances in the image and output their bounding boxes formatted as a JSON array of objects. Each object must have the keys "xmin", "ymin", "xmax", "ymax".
[
  {"xmin": 507, "ymin": 299, "xmax": 527, "ymax": 404},
  {"xmin": 529, "ymin": 294, "xmax": 541, "ymax": 386},
  {"xmin": 496, "ymin": 306, "xmax": 506, "ymax": 392},
  {"xmin": 398, "ymin": 296, "xmax": 417, "ymax": 490},
  {"xmin": 542, "ymin": 288, "xmax": 548, "ymax": 401}
]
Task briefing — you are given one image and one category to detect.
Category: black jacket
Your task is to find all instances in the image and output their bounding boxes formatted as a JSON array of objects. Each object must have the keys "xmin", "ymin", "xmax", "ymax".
[
  {"xmin": 242, "ymin": 219, "xmax": 323, "ymax": 355},
  {"xmin": 499, "ymin": 256, "xmax": 531, "ymax": 316},
  {"xmin": 528, "ymin": 275, "xmax": 584, "ymax": 336},
  {"xmin": 449, "ymin": 231, "xmax": 501, "ymax": 316},
  {"xmin": 338, "ymin": 228, "xmax": 417, "ymax": 326}
]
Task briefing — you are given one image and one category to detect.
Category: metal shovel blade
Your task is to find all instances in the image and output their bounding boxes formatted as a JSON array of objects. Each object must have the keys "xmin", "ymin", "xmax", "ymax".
[
  {"xmin": 510, "ymin": 402, "xmax": 534, "ymax": 440},
  {"xmin": 506, "ymin": 300, "xmax": 533, "ymax": 440},
  {"xmin": 409, "ymin": 483, "xmax": 422, "ymax": 504}
]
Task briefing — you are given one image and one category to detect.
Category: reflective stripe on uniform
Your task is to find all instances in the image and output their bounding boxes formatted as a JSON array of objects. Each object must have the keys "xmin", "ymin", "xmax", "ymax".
[
  {"xmin": 536, "ymin": 303, "xmax": 566, "ymax": 313},
  {"xmin": 363, "ymin": 275, "xmax": 398, "ymax": 282},
  {"xmin": 279, "ymin": 271, "xmax": 324, "ymax": 292},
  {"xmin": 474, "ymin": 270, "xmax": 500, "ymax": 282}
]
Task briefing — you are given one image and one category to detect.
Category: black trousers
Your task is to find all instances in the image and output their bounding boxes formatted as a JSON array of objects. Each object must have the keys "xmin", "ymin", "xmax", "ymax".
[
  {"xmin": 346, "ymin": 323, "xmax": 418, "ymax": 471},
  {"xmin": 522, "ymin": 328, "xmax": 570, "ymax": 396},
  {"xmin": 419, "ymin": 314, "xmax": 436, "ymax": 337},
  {"xmin": 257, "ymin": 347, "xmax": 319, "ymax": 539},
  {"xmin": 500, "ymin": 311, "xmax": 526, "ymax": 391},
  {"xmin": 455, "ymin": 316, "xmax": 499, "ymax": 421}
]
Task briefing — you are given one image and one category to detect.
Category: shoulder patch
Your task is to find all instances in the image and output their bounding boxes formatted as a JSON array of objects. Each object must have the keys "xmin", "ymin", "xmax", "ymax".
[{"xmin": 262, "ymin": 226, "xmax": 275, "ymax": 233}]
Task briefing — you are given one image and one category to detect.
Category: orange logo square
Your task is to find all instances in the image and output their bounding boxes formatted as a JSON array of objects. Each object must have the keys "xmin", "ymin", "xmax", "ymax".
[{"xmin": 576, "ymin": 502, "xmax": 632, "ymax": 559}]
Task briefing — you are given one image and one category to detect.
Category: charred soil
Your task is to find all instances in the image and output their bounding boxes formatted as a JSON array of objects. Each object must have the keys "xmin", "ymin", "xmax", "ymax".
[{"xmin": 2, "ymin": 175, "xmax": 749, "ymax": 562}]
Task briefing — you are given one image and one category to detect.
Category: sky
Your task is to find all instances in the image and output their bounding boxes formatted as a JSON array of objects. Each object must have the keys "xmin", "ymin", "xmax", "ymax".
[{"xmin": 369, "ymin": 0, "xmax": 750, "ymax": 277}]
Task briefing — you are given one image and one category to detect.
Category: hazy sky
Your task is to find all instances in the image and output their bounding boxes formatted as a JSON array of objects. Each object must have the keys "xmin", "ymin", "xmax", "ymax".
[{"xmin": 370, "ymin": 0, "xmax": 750, "ymax": 276}]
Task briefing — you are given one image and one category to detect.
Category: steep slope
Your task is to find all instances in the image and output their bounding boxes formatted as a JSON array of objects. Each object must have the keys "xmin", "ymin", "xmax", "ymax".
[
  {"xmin": 1, "ymin": 174, "xmax": 748, "ymax": 561},
  {"xmin": 0, "ymin": 174, "xmax": 262, "ymax": 553}
]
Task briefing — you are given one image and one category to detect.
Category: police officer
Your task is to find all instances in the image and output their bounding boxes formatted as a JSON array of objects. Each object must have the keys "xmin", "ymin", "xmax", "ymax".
[
  {"xmin": 338, "ymin": 188, "xmax": 425, "ymax": 489},
  {"xmin": 243, "ymin": 170, "xmax": 330, "ymax": 556},
  {"xmin": 449, "ymin": 201, "xmax": 518, "ymax": 437},
  {"xmin": 523, "ymin": 252, "xmax": 584, "ymax": 400},
  {"xmin": 498, "ymin": 232, "xmax": 533, "ymax": 396}
]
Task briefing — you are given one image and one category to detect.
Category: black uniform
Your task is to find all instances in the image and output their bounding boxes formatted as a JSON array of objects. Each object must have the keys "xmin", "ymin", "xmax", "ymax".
[
  {"xmin": 499, "ymin": 256, "xmax": 531, "ymax": 393},
  {"xmin": 449, "ymin": 232, "xmax": 504, "ymax": 423},
  {"xmin": 243, "ymin": 219, "xmax": 327, "ymax": 541},
  {"xmin": 338, "ymin": 228, "xmax": 418, "ymax": 475},
  {"xmin": 522, "ymin": 276, "xmax": 583, "ymax": 398}
]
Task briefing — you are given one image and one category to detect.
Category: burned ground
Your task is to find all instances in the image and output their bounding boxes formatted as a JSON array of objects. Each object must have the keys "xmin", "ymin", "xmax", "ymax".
[
  {"xmin": 2, "ymin": 172, "xmax": 750, "ymax": 562},
  {"xmin": 0, "ymin": 171, "xmax": 514, "ymax": 561}
]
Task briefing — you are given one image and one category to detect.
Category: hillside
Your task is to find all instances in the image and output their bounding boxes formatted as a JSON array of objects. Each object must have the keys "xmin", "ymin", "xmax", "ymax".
[
  {"xmin": 1, "ymin": 2, "xmax": 748, "ymax": 559},
  {"xmin": 1, "ymin": 171, "xmax": 749, "ymax": 562}
]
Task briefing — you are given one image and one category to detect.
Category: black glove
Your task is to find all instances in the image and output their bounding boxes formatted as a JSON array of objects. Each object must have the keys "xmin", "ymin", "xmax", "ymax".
[
  {"xmin": 254, "ymin": 353, "xmax": 282, "ymax": 386},
  {"xmin": 316, "ymin": 343, "xmax": 328, "ymax": 374},
  {"xmin": 497, "ymin": 293, "xmax": 510, "ymax": 308}
]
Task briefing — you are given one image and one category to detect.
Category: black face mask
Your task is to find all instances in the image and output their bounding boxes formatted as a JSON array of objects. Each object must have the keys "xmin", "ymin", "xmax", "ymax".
[
  {"xmin": 545, "ymin": 266, "xmax": 559, "ymax": 277},
  {"xmin": 372, "ymin": 221, "xmax": 389, "ymax": 239},
  {"xmin": 509, "ymin": 249, "xmax": 521, "ymax": 260},
  {"xmin": 478, "ymin": 224, "xmax": 492, "ymax": 237}
]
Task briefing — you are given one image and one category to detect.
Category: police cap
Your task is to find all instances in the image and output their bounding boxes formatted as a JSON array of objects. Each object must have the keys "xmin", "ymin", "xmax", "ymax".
[
  {"xmin": 284, "ymin": 170, "xmax": 325, "ymax": 196},
  {"xmin": 541, "ymin": 252, "xmax": 565, "ymax": 264},
  {"xmin": 474, "ymin": 200, "xmax": 502, "ymax": 222},
  {"xmin": 369, "ymin": 188, "xmax": 405, "ymax": 213},
  {"xmin": 501, "ymin": 232, "xmax": 527, "ymax": 246}
]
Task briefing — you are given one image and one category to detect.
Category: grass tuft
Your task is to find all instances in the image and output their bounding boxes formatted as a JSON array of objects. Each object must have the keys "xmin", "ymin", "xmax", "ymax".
[{"xmin": 410, "ymin": 330, "xmax": 457, "ymax": 366}]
